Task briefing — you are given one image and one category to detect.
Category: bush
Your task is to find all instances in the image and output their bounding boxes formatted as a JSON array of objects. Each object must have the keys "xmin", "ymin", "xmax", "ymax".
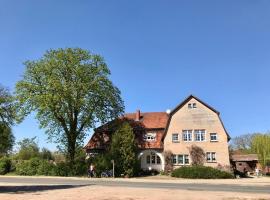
[
  {"xmin": 37, "ymin": 160, "xmax": 57, "ymax": 176},
  {"xmin": 266, "ymin": 172, "xmax": 270, "ymax": 176},
  {"xmin": 0, "ymin": 157, "xmax": 11, "ymax": 175},
  {"xmin": 171, "ymin": 166, "xmax": 234, "ymax": 179},
  {"xmin": 15, "ymin": 158, "xmax": 42, "ymax": 175}
]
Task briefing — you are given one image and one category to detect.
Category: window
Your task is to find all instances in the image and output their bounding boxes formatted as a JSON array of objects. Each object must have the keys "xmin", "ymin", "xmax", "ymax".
[
  {"xmin": 172, "ymin": 133, "xmax": 179, "ymax": 142},
  {"xmin": 184, "ymin": 155, "xmax": 189, "ymax": 164},
  {"xmin": 183, "ymin": 130, "xmax": 192, "ymax": 141},
  {"xmin": 194, "ymin": 130, "xmax": 206, "ymax": 141},
  {"xmin": 210, "ymin": 133, "xmax": 218, "ymax": 141},
  {"xmin": 143, "ymin": 133, "xmax": 156, "ymax": 142},
  {"xmin": 188, "ymin": 103, "xmax": 197, "ymax": 109},
  {"xmin": 175, "ymin": 155, "xmax": 189, "ymax": 165},
  {"xmin": 146, "ymin": 155, "xmax": 150, "ymax": 164},
  {"xmin": 151, "ymin": 155, "xmax": 156, "ymax": 164},
  {"xmin": 157, "ymin": 155, "xmax": 161, "ymax": 164},
  {"xmin": 172, "ymin": 155, "xmax": 177, "ymax": 164},
  {"xmin": 206, "ymin": 152, "xmax": 216, "ymax": 162}
]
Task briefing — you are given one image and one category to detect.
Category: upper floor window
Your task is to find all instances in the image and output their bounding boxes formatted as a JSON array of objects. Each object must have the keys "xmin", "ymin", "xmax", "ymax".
[
  {"xmin": 182, "ymin": 130, "xmax": 192, "ymax": 141},
  {"xmin": 194, "ymin": 129, "xmax": 206, "ymax": 141},
  {"xmin": 188, "ymin": 103, "xmax": 197, "ymax": 109},
  {"xmin": 206, "ymin": 152, "xmax": 216, "ymax": 162},
  {"xmin": 210, "ymin": 133, "xmax": 218, "ymax": 142},
  {"xmin": 143, "ymin": 133, "xmax": 156, "ymax": 142},
  {"xmin": 172, "ymin": 133, "xmax": 179, "ymax": 142}
]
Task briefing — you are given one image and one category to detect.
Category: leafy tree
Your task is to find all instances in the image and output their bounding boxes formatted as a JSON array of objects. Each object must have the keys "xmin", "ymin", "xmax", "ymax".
[
  {"xmin": 110, "ymin": 122, "xmax": 137, "ymax": 177},
  {"xmin": 40, "ymin": 147, "xmax": 53, "ymax": 160},
  {"xmin": 16, "ymin": 48, "xmax": 124, "ymax": 164},
  {"xmin": 17, "ymin": 137, "xmax": 40, "ymax": 160},
  {"xmin": 230, "ymin": 133, "xmax": 255, "ymax": 153},
  {"xmin": 251, "ymin": 133, "xmax": 270, "ymax": 168},
  {"xmin": 0, "ymin": 85, "xmax": 16, "ymax": 155},
  {"xmin": 0, "ymin": 123, "xmax": 14, "ymax": 156},
  {"xmin": 189, "ymin": 145, "xmax": 205, "ymax": 166},
  {"xmin": 0, "ymin": 85, "xmax": 16, "ymax": 125}
]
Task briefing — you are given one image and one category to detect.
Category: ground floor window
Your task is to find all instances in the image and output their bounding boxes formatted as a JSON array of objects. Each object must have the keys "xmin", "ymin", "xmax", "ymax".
[
  {"xmin": 172, "ymin": 154, "xmax": 189, "ymax": 165},
  {"xmin": 146, "ymin": 153, "xmax": 161, "ymax": 165},
  {"xmin": 206, "ymin": 152, "xmax": 216, "ymax": 162}
]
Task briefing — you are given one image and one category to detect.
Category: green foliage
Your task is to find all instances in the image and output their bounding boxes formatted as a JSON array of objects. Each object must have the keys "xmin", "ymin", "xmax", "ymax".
[
  {"xmin": 171, "ymin": 166, "xmax": 234, "ymax": 179},
  {"xmin": 40, "ymin": 148, "xmax": 53, "ymax": 160},
  {"xmin": 110, "ymin": 122, "xmax": 138, "ymax": 177},
  {"xmin": 92, "ymin": 153, "xmax": 112, "ymax": 176},
  {"xmin": 251, "ymin": 133, "xmax": 270, "ymax": 168},
  {"xmin": 0, "ymin": 85, "xmax": 17, "ymax": 126},
  {"xmin": 16, "ymin": 137, "xmax": 40, "ymax": 160},
  {"xmin": 16, "ymin": 48, "xmax": 124, "ymax": 163},
  {"xmin": 16, "ymin": 158, "xmax": 42, "ymax": 175},
  {"xmin": 0, "ymin": 123, "xmax": 14, "ymax": 155},
  {"xmin": 0, "ymin": 157, "xmax": 12, "ymax": 175}
]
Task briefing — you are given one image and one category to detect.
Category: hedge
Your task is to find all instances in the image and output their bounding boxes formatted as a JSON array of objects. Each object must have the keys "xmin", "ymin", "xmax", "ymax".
[{"xmin": 171, "ymin": 165, "xmax": 234, "ymax": 179}]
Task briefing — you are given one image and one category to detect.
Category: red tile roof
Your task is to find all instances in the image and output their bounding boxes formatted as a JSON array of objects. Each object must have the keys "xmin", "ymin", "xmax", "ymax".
[
  {"xmin": 84, "ymin": 111, "xmax": 168, "ymax": 151},
  {"xmin": 231, "ymin": 154, "xmax": 258, "ymax": 161},
  {"xmin": 123, "ymin": 112, "xmax": 168, "ymax": 129}
]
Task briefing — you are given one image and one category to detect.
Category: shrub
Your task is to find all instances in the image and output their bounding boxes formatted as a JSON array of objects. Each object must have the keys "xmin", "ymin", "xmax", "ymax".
[
  {"xmin": 0, "ymin": 157, "xmax": 11, "ymax": 175},
  {"xmin": 37, "ymin": 160, "xmax": 57, "ymax": 176},
  {"xmin": 15, "ymin": 158, "xmax": 42, "ymax": 175},
  {"xmin": 171, "ymin": 166, "xmax": 234, "ymax": 179}
]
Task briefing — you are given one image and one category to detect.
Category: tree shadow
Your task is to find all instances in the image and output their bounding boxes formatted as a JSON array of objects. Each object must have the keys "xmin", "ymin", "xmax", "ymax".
[{"xmin": 0, "ymin": 184, "xmax": 90, "ymax": 194}]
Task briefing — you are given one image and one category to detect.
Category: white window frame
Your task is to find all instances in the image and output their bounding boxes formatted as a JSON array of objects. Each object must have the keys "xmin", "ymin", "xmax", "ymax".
[
  {"xmin": 172, "ymin": 133, "xmax": 179, "ymax": 143},
  {"xmin": 174, "ymin": 154, "xmax": 189, "ymax": 165},
  {"xmin": 210, "ymin": 133, "xmax": 218, "ymax": 142},
  {"xmin": 143, "ymin": 132, "xmax": 156, "ymax": 142},
  {"xmin": 206, "ymin": 152, "xmax": 216, "ymax": 162},
  {"xmin": 194, "ymin": 129, "xmax": 206, "ymax": 142},
  {"xmin": 182, "ymin": 130, "xmax": 193, "ymax": 142}
]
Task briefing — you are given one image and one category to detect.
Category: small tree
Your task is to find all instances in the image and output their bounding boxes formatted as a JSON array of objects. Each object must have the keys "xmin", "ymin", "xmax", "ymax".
[
  {"xmin": 163, "ymin": 150, "xmax": 173, "ymax": 174},
  {"xmin": 251, "ymin": 133, "xmax": 270, "ymax": 169},
  {"xmin": 17, "ymin": 137, "xmax": 40, "ymax": 160},
  {"xmin": 189, "ymin": 145, "xmax": 205, "ymax": 166},
  {"xmin": 110, "ymin": 122, "xmax": 137, "ymax": 177}
]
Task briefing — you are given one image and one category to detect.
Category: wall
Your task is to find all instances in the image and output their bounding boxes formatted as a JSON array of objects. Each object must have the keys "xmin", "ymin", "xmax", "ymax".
[{"xmin": 164, "ymin": 97, "xmax": 230, "ymax": 168}]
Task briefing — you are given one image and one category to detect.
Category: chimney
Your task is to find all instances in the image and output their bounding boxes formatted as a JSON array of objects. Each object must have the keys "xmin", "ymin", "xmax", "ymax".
[{"xmin": 135, "ymin": 109, "xmax": 141, "ymax": 121}]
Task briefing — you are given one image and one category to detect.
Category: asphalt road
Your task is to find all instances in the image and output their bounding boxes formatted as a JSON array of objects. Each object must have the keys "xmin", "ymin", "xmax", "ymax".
[{"xmin": 0, "ymin": 176, "xmax": 270, "ymax": 194}]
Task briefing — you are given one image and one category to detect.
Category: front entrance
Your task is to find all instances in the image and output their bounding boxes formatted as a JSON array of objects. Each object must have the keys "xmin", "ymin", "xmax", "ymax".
[{"xmin": 138, "ymin": 150, "xmax": 164, "ymax": 171}]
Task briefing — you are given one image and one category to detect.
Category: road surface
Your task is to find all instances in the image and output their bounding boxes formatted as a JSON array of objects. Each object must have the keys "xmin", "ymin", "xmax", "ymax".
[{"xmin": 0, "ymin": 176, "xmax": 269, "ymax": 194}]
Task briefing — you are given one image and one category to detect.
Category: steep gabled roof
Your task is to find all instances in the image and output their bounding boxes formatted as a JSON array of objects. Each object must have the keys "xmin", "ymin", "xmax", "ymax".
[
  {"xmin": 162, "ymin": 95, "xmax": 231, "ymax": 141},
  {"xmin": 123, "ymin": 112, "xmax": 168, "ymax": 129}
]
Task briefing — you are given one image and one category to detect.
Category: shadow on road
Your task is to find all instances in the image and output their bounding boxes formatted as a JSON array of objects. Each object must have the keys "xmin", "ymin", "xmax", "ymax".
[{"xmin": 0, "ymin": 184, "xmax": 90, "ymax": 194}]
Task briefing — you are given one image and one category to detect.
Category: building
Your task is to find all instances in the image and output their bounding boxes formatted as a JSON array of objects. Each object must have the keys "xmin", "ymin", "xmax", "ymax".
[{"xmin": 84, "ymin": 95, "xmax": 231, "ymax": 171}]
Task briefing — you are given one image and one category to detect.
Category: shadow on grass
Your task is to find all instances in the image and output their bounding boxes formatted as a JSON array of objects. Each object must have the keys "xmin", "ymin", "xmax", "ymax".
[{"xmin": 0, "ymin": 184, "xmax": 90, "ymax": 194}]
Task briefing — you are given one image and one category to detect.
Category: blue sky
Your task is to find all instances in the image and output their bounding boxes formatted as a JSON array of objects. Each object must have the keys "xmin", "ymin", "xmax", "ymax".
[{"xmin": 1, "ymin": 0, "xmax": 270, "ymax": 150}]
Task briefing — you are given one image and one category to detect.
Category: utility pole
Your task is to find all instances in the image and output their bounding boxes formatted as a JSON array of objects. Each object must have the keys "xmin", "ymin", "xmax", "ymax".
[{"xmin": 111, "ymin": 159, "xmax": 115, "ymax": 178}]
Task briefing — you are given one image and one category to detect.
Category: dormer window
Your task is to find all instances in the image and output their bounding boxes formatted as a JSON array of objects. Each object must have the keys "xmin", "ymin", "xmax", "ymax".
[
  {"xmin": 143, "ymin": 133, "xmax": 156, "ymax": 142},
  {"xmin": 188, "ymin": 103, "xmax": 197, "ymax": 109}
]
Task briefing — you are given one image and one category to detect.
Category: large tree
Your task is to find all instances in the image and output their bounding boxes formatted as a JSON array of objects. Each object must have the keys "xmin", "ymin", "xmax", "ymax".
[
  {"xmin": 0, "ymin": 85, "xmax": 16, "ymax": 155},
  {"xmin": 0, "ymin": 123, "xmax": 14, "ymax": 156},
  {"xmin": 16, "ymin": 48, "xmax": 124, "ymax": 164}
]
